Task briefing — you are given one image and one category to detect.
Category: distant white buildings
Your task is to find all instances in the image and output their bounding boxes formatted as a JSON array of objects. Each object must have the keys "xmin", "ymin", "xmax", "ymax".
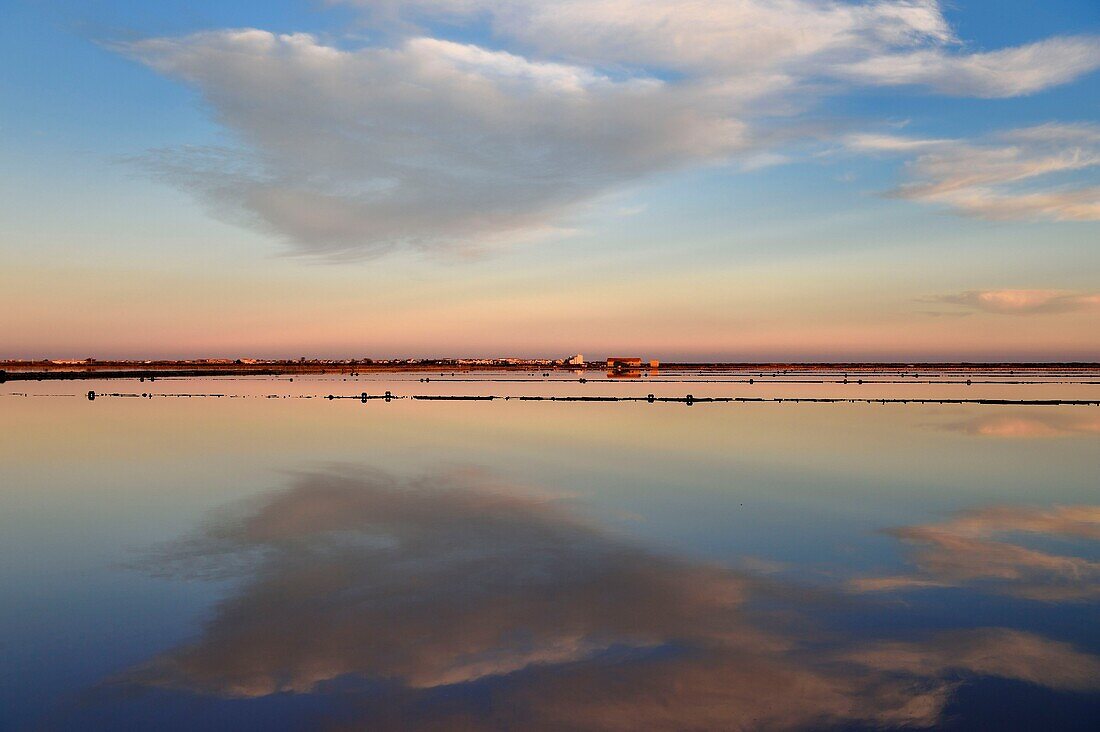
[{"xmin": 565, "ymin": 354, "xmax": 585, "ymax": 366}]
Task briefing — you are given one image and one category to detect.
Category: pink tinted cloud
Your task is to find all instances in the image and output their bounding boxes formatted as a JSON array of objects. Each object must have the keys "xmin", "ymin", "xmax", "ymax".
[{"xmin": 933, "ymin": 289, "xmax": 1100, "ymax": 315}]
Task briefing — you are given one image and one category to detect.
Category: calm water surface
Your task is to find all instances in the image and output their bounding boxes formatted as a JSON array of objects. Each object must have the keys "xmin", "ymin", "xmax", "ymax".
[{"xmin": 2, "ymin": 372, "xmax": 1098, "ymax": 730}]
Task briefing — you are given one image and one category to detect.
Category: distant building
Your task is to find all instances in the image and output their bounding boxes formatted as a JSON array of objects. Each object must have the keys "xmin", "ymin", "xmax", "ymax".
[
  {"xmin": 565, "ymin": 354, "xmax": 584, "ymax": 366},
  {"xmin": 607, "ymin": 357, "xmax": 643, "ymax": 370},
  {"xmin": 607, "ymin": 357, "xmax": 658, "ymax": 371}
]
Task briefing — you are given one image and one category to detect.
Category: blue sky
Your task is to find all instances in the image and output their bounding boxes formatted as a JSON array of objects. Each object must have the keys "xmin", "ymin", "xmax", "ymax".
[{"xmin": 1, "ymin": 0, "xmax": 1098, "ymax": 359}]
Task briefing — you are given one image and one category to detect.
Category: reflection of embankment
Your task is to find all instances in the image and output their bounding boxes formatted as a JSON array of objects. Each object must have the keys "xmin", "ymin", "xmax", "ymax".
[{"xmin": 90, "ymin": 470, "xmax": 1099, "ymax": 730}]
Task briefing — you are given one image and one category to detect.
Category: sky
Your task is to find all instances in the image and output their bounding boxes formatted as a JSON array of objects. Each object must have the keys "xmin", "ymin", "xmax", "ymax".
[{"xmin": 1, "ymin": 0, "xmax": 1098, "ymax": 361}]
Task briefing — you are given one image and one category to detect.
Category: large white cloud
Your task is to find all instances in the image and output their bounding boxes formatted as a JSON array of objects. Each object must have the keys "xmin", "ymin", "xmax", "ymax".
[
  {"xmin": 116, "ymin": 1, "xmax": 1100, "ymax": 258},
  {"xmin": 122, "ymin": 31, "xmax": 752, "ymax": 258}
]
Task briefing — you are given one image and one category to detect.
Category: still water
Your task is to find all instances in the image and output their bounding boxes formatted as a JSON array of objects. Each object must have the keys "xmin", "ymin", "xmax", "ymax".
[{"xmin": 2, "ymin": 372, "xmax": 1098, "ymax": 730}]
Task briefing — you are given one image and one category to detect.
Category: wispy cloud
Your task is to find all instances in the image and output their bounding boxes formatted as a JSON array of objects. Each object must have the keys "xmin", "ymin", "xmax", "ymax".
[
  {"xmin": 113, "ymin": 2, "xmax": 1100, "ymax": 258},
  {"xmin": 849, "ymin": 123, "xmax": 1100, "ymax": 221},
  {"xmin": 343, "ymin": 0, "xmax": 1099, "ymax": 98},
  {"xmin": 347, "ymin": 0, "xmax": 954, "ymax": 76},
  {"xmin": 835, "ymin": 35, "xmax": 1100, "ymax": 98}
]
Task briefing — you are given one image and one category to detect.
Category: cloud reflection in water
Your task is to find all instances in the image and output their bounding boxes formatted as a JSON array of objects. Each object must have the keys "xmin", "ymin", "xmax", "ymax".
[
  {"xmin": 943, "ymin": 412, "xmax": 1100, "ymax": 438},
  {"xmin": 100, "ymin": 468, "xmax": 1099, "ymax": 729},
  {"xmin": 852, "ymin": 505, "xmax": 1100, "ymax": 601}
]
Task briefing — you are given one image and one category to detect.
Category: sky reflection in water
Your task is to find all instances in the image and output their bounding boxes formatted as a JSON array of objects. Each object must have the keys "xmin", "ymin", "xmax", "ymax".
[{"xmin": 1, "ymin": 375, "xmax": 1098, "ymax": 730}]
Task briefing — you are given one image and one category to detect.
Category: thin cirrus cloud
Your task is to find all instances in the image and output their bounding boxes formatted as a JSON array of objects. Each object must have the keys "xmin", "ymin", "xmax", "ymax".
[
  {"xmin": 847, "ymin": 123, "xmax": 1100, "ymax": 221},
  {"xmin": 114, "ymin": 1, "xmax": 1100, "ymax": 259},
  {"xmin": 834, "ymin": 35, "xmax": 1100, "ymax": 97}
]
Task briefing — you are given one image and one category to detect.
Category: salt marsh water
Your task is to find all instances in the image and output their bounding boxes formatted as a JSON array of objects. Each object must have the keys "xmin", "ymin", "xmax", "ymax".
[{"xmin": 2, "ymin": 372, "xmax": 1098, "ymax": 730}]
